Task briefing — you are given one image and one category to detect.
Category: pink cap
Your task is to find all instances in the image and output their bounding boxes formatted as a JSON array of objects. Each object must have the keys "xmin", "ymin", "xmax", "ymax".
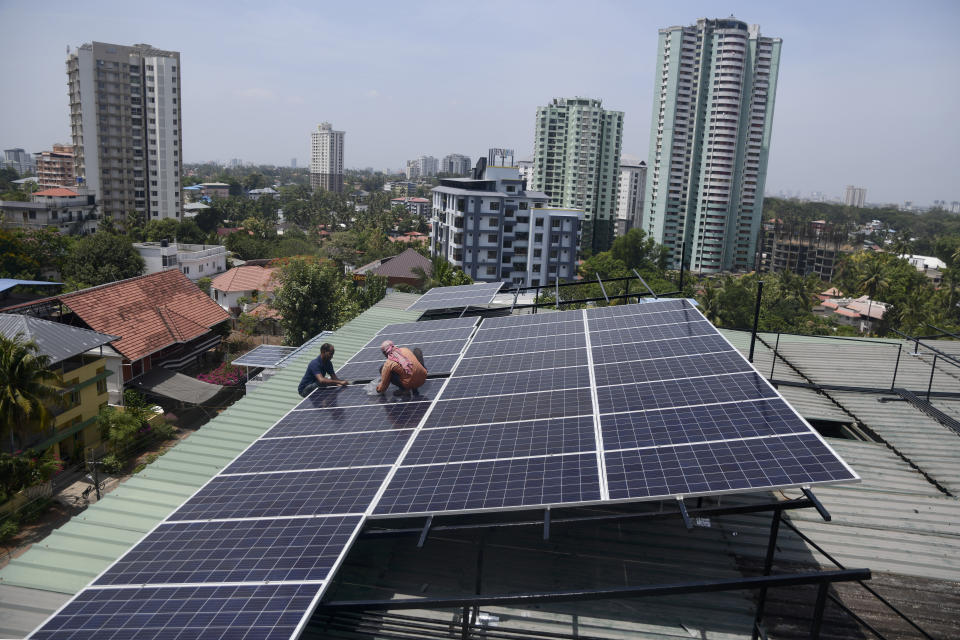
[{"xmin": 380, "ymin": 340, "xmax": 395, "ymax": 354}]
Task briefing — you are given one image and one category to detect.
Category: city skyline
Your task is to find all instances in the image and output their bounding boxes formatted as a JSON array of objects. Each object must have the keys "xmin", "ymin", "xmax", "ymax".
[{"xmin": 1, "ymin": 0, "xmax": 957, "ymax": 205}]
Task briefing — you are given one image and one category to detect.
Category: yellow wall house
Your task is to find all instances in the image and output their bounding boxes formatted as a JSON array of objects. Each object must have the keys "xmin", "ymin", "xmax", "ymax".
[{"xmin": 0, "ymin": 315, "xmax": 117, "ymax": 462}]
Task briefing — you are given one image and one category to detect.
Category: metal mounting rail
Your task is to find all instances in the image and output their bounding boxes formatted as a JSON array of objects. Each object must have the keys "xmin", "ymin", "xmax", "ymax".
[{"xmin": 896, "ymin": 388, "xmax": 960, "ymax": 437}]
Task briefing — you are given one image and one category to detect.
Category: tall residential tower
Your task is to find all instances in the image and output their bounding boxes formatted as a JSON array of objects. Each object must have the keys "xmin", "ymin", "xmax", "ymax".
[
  {"xmin": 310, "ymin": 122, "xmax": 344, "ymax": 192},
  {"xmin": 531, "ymin": 98, "xmax": 623, "ymax": 254},
  {"xmin": 67, "ymin": 42, "xmax": 183, "ymax": 221},
  {"xmin": 645, "ymin": 18, "xmax": 781, "ymax": 272}
]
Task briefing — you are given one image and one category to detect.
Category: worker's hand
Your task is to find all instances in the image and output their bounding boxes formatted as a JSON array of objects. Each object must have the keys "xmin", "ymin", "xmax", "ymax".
[{"xmin": 338, "ymin": 380, "xmax": 349, "ymax": 387}]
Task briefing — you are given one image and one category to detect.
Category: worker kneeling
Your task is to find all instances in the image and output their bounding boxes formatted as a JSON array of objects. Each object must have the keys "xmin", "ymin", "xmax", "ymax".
[{"xmin": 377, "ymin": 340, "xmax": 427, "ymax": 396}]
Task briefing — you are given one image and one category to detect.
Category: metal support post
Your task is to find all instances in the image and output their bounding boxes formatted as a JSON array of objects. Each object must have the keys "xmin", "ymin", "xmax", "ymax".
[
  {"xmin": 891, "ymin": 343, "xmax": 902, "ymax": 390},
  {"xmin": 510, "ymin": 285, "xmax": 521, "ymax": 313},
  {"xmin": 631, "ymin": 268, "xmax": 658, "ymax": 299},
  {"xmin": 555, "ymin": 280, "xmax": 560, "ymax": 310},
  {"xmin": 533, "ymin": 286, "xmax": 540, "ymax": 314},
  {"xmin": 748, "ymin": 281, "xmax": 764, "ymax": 363},
  {"xmin": 677, "ymin": 498, "xmax": 693, "ymax": 531},
  {"xmin": 595, "ymin": 273, "xmax": 609, "ymax": 304},
  {"xmin": 624, "ymin": 278, "xmax": 631, "ymax": 302},
  {"xmin": 417, "ymin": 516, "xmax": 433, "ymax": 548},
  {"xmin": 751, "ymin": 508, "xmax": 782, "ymax": 640},
  {"xmin": 678, "ymin": 241, "xmax": 687, "ymax": 292},
  {"xmin": 543, "ymin": 507, "xmax": 550, "ymax": 540},
  {"xmin": 801, "ymin": 488, "xmax": 831, "ymax": 522},
  {"xmin": 927, "ymin": 354, "xmax": 937, "ymax": 402},
  {"xmin": 809, "ymin": 581, "xmax": 830, "ymax": 639},
  {"xmin": 769, "ymin": 332, "xmax": 780, "ymax": 379}
]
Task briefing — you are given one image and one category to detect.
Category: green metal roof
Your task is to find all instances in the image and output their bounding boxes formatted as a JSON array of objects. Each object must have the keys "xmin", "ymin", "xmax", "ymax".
[{"xmin": 0, "ymin": 292, "xmax": 422, "ymax": 596}]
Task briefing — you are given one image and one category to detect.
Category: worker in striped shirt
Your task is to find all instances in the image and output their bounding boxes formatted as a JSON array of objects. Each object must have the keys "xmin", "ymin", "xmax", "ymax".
[{"xmin": 376, "ymin": 340, "xmax": 427, "ymax": 396}]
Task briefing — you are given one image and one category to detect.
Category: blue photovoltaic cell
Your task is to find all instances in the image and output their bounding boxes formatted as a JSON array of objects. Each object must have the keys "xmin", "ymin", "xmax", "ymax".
[
  {"xmin": 454, "ymin": 349, "xmax": 586, "ymax": 377},
  {"xmin": 93, "ymin": 515, "xmax": 362, "ymax": 586},
  {"xmin": 265, "ymin": 402, "xmax": 430, "ymax": 438},
  {"xmin": 363, "ymin": 326, "xmax": 475, "ymax": 348},
  {"xmin": 424, "ymin": 388, "xmax": 594, "ymax": 428},
  {"xmin": 600, "ymin": 399, "xmax": 812, "ymax": 451},
  {"xmin": 605, "ymin": 433, "xmax": 856, "ymax": 500},
  {"xmin": 588, "ymin": 307, "xmax": 704, "ymax": 332},
  {"xmin": 30, "ymin": 583, "xmax": 318, "ymax": 640},
  {"xmin": 374, "ymin": 317, "xmax": 478, "ymax": 333},
  {"xmin": 596, "ymin": 372, "xmax": 778, "ymax": 414},
  {"xmin": 223, "ymin": 429, "xmax": 415, "ymax": 474},
  {"xmin": 168, "ymin": 466, "xmax": 389, "ymax": 521},
  {"xmin": 295, "ymin": 379, "xmax": 443, "ymax": 410},
  {"xmin": 406, "ymin": 282, "xmax": 504, "ymax": 310},
  {"xmin": 402, "ymin": 416, "xmax": 596, "ymax": 465},
  {"xmin": 592, "ymin": 350, "xmax": 747, "ymax": 386},
  {"xmin": 374, "ymin": 453, "xmax": 602, "ymax": 515},
  {"xmin": 591, "ymin": 335, "xmax": 729, "ymax": 365},
  {"xmin": 587, "ymin": 299, "xmax": 692, "ymax": 317},
  {"xmin": 589, "ymin": 320, "xmax": 715, "ymax": 346},
  {"xmin": 463, "ymin": 332, "xmax": 586, "ymax": 358},
  {"xmin": 472, "ymin": 319, "xmax": 585, "ymax": 342},
  {"xmin": 441, "ymin": 366, "xmax": 590, "ymax": 399},
  {"xmin": 478, "ymin": 308, "xmax": 583, "ymax": 329}
]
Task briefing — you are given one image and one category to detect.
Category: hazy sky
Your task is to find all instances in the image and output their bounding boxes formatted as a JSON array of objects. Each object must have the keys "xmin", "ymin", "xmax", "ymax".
[{"xmin": 1, "ymin": 0, "xmax": 957, "ymax": 205}]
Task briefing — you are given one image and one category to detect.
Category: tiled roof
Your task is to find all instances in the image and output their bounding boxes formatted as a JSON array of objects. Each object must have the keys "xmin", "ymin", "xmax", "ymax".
[
  {"xmin": 210, "ymin": 266, "xmax": 277, "ymax": 293},
  {"xmin": 32, "ymin": 187, "xmax": 78, "ymax": 197},
  {"xmin": 356, "ymin": 248, "xmax": 431, "ymax": 279},
  {"xmin": 58, "ymin": 270, "xmax": 229, "ymax": 362}
]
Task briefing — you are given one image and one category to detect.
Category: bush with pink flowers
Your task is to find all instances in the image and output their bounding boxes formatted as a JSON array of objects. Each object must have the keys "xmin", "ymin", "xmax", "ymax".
[{"xmin": 197, "ymin": 361, "xmax": 246, "ymax": 386}]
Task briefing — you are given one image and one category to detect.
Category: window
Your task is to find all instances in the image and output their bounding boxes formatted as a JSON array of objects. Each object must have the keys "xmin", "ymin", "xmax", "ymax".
[
  {"xmin": 488, "ymin": 217, "xmax": 499, "ymax": 227},
  {"xmin": 506, "ymin": 185, "xmax": 516, "ymax": 193},
  {"xmin": 486, "ymin": 266, "xmax": 496, "ymax": 275},
  {"xmin": 487, "ymin": 250, "xmax": 497, "ymax": 259},
  {"xmin": 534, "ymin": 248, "xmax": 542, "ymax": 258},
  {"xmin": 489, "ymin": 201, "xmax": 500, "ymax": 211},
  {"xmin": 96, "ymin": 378, "xmax": 108, "ymax": 395},
  {"xmin": 535, "ymin": 233, "xmax": 543, "ymax": 242},
  {"xmin": 519, "ymin": 202, "xmax": 529, "ymax": 210},
  {"xmin": 487, "ymin": 233, "xmax": 497, "ymax": 243},
  {"xmin": 535, "ymin": 219, "xmax": 544, "ymax": 227}
]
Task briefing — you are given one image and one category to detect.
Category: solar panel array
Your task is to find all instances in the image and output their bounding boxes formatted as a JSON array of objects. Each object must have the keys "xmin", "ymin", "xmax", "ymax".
[
  {"xmin": 405, "ymin": 282, "xmax": 505, "ymax": 311},
  {"xmin": 232, "ymin": 345, "xmax": 298, "ymax": 369},
  {"xmin": 32, "ymin": 298, "xmax": 859, "ymax": 639},
  {"xmin": 372, "ymin": 299, "xmax": 857, "ymax": 517},
  {"xmin": 335, "ymin": 317, "xmax": 478, "ymax": 381},
  {"xmin": 31, "ymin": 381, "xmax": 446, "ymax": 640}
]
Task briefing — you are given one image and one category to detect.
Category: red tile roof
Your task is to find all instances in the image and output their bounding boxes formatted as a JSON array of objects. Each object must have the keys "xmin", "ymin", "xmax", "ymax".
[
  {"xmin": 211, "ymin": 266, "xmax": 277, "ymax": 293},
  {"xmin": 58, "ymin": 270, "xmax": 229, "ymax": 362},
  {"xmin": 33, "ymin": 187, "xmax": 79, "ymax": 197}
]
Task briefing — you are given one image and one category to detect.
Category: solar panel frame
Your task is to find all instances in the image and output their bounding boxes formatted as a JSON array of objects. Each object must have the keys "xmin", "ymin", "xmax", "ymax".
[
  {"xmin": 405, "ymin": 282, "xmax": 505, "ymax": 311},
  {"xmin": 232, "ymin": 345, "xmax": 298, "ymax": 368},
  {"xmin": 373, "ymin": 317, "xmax": 479, "ymax": 333},
  {"xmin": 265, "ymin": 402, "xmax": 431, "ymax": 438},
  {"xmin": 362, "ymin": 326, "xmax": 476, "ymax": 348}
]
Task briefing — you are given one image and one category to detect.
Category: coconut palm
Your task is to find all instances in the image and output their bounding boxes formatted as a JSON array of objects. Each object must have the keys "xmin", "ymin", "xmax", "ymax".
[
  {"xmin": 0, "ymin": 334, "xmax": 62, "ymax": 451},
  {"xmin": 412, "ymin": 255, "xmax": 472, "ymax": 292},
  {"xmin": 857, "ymin": 259, "xmax": 891, "ymax": 323}
]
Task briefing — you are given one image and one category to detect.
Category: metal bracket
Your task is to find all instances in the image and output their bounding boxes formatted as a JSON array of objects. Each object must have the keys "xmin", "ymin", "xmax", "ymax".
[
  {"xmin": 801, "ymin": 488, "xmax": 832, "ymax": 522},
  {"xmin": 631, "ymin": 268, "xmax": 658, "ymax": 299},
  {"xmin": 677, "ymin": 498, "xmax": 693, "ymax": 531},
  {"xmin": 543, "ymin": 507, "xmax": 550, "ymax": 541},
  {"xmin": 417, "ymin": 515, "xmax": 433, "ymax": 548},
  {"xmin": 595, "ymin": 273, "xmax": 609, "ymax": 303}
]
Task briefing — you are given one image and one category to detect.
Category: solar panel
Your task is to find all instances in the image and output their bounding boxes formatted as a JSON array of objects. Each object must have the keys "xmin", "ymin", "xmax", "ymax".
[
  {"xmin": 405, "ymin": 282, "xmax": 505, "ymax": 311},
  {"xmin": 463, "ymin": 332, "xmax": 586, "ymax": 357},
  {"xmin": 266, "ymin": 403, "xmax": 431, "ymax": 438},
  {"xmin": 232, "ymin": 344, "xmax": 298, "ymax": 368}
]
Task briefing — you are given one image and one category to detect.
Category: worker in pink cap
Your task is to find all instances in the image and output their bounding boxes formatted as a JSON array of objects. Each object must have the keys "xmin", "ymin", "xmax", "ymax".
[{"xmin": 376, "ymin": 340, "xmax": 427, "ymax": 395}]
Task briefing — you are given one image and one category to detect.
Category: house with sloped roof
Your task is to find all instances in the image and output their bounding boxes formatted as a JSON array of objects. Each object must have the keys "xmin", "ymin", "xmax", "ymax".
[
  {"xmin": 210, "ymin": 265, "xmax": 278, "ymax": 313},
  {"xmin": 352, "ymin": 247, "xmax": 430, "ymax": 287},
  {"xmin": 0, "ymin": 270, "xmax": 230, "ymax": 403},
  {"xmin": 0, "ymin": 315, "xmax": 116, "ymax": 458}
]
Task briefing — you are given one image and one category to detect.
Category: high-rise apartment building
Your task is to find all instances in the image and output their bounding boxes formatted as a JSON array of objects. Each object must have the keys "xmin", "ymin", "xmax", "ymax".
[
  {"xmin": 34, "ymin": 144, "xmax": 76, "ymax": 188},
  {"xmin": 531, "ymin": 97, "xmax": 623, "ymax": 254},
  {"xmin": 405, "ymin": 155, "xmax": 438, "ymax": 180},
  {"xmin": 441, "ymin": 153, "xmax": 471, "ymax": 175},
  {"xmin": 616, "ymin": 160, "xmax": 647, "ymax": 236},
  {"xmin": 645, "ymin": 18, "xmax": 781, "ymax": 272},
  {"xmin": 431, "ymin": 163, "xmax": 583, "ymax": 286},
  {"xmin": 310, "ymin": 122, "xmax": 345, "ymax": 192},
  {"xmin": 67, "ymin": 42, "xmax": 183, "ymax": 221},
  {"xmin": 517, "ymin": 160, "xmax": 534, "ymax": 188},
  {"xmin": 2, "ymin": 148, "xmax": 35, "ymax": 174},
  {"xmin": 843, "ymin": 185, "xmax": 867, "ymax": 208}
]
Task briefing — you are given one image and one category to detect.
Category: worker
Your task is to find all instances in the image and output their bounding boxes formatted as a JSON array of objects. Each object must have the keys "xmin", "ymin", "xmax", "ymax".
[
  {"xmin": 376, "ymin": 340, "xmax": 427, "ymax": 396},
  {"xmin": 298, "ymin": 343, "xmax": 348, "ymax": 397}
]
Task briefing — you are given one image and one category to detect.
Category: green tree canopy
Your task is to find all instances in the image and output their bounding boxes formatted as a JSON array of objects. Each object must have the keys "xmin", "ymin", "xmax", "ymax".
[
  {"xmin": 271, "ymin": 259, "xmax": 357, "ymax": 345},
  {"xmin": 0, "ymin": 334, "xmax": 61, "ymax": 451},
  {"xmin": 62, "ymin": 233, "xmax": 145, "ymax": 288}
]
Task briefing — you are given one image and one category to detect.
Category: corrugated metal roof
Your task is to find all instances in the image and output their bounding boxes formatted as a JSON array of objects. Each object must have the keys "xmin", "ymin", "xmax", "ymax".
[
  {"xmin": 0, "ymin": 292, "xmax": 422, "ymax": 600},
  {"xmin": 0, "ymin": 314, "xmax": 118, "ymax": 364}
]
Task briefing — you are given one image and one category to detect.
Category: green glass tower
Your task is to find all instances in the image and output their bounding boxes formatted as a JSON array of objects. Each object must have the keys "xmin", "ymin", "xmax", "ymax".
[
  {"xmin": 531, "ymin": 98, "xmax": 624, "ymax": 255},
  {"xmin": 645, "ymin": 18, "xmax": 781, "ymax": 272}
]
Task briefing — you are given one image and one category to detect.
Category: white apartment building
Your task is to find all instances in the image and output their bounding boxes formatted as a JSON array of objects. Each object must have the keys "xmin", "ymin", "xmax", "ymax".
[
  {"xmin": 310, "ymin": 122, "xmax": 345, "ymax": 192},
  {"xmin": 431, "ymin": 165, "xmax": 583, "ymax": 287},
  {"xmin": 517, "ymin": 160, "xmax": 534, "ymax": 189},
  {"xmin": 645, "ymin": 19, "xmax": 781, "ymax": 272},
  {"xmin": 844, "ymin": 185, "xmax": 867, "ymax": 208},
  {"xmin": 68, "ymin": 42, "xmax": 183, "ymax": 221},
  {"xmin": 133, "ymin": 240, "xmax": 228, "ymax": 281},
  {"xmin": 441, "ymin": 154, "xmax": 471, "ymax": 175},
  {"xmin": 0, "ymin": 187, "xmax": 99, "ymax": 235},
  {"xmin": 616, "ymin": 161, "xmax": 647, "ymax": 236},
  {"xmin": 406, "ymin": 155, "xmax": 439, "ymax": 180}
]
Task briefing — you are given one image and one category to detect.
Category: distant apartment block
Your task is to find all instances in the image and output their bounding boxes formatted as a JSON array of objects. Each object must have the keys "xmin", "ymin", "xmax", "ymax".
[
  {"xmin": 645, "ymin": 18, "xmax": 781, "ymax": 273},
  {"xmin": 531, "ymin": 97, "xmax": 624, "ymax": 254},
  {"xmin": 133, "ymin": 240, "xmax": 228, "ymax": 281},
  {"xmin": 431, "ymin": 164, "xmax": 583, "ymax": 286},
  {"xmin": 757, "ymin": 218, "xmax": 852, "ymax": 280},
  {"xmin": 34, "ymin": 144, "xmax": 75, "ymax": 187},
  {"xmin": 391, "ymin": 197, "xmax": 431, "ymax": 216},
  {"xmin": 406, "ymin": 155, "xmax": 438, "ymax": 180},
  {"xmin": 310, "ymin": 122, "xmax": 345, "ymax": 192},
  {"xmin": 517, "ymin": 159, "xmax": 534, "ymax": 188},
  {"xmin": 442, "ymin": 154, "xmax": 471, "ymax": 175},
  {"xmin": 844, "ymin": 185, "xmax": 867, "ymax": 208},
  {"xmin": 384, "ymin": 181, "xmax": 416, "ymax": 196},
  {"xmin": 3, "ymin": 148, "xmax": 35, "ymax": 174},
  {"xmin": 68, "ymin": 42, "xmax": 183, "ymax": 221},
  {"xmin": 616, "ymin": 161, "xmax": 646, "ymax": 236},
  {"xmin": 0, "ymin": 187, "xmax": 99, "ymax": 235}
]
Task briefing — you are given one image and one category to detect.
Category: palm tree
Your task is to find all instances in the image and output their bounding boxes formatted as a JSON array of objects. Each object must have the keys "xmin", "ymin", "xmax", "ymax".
[
  {"xmin": 412, "ymin": 255, "xmax": 472, "ymax": 292},
  {"xmin": 857, "ymin": 259, "xmax": 890, "ymax": 322},
  {"xmin": 697, "ymin": 282, "xmax": 722, "ymax": 324},
  {"xmin": 0, "ymin": 334, "xmax": 62, "ymax": 451},
  {"xmin": 890, "ymin": 231, "xmax": 914, "ymax": 258}
]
